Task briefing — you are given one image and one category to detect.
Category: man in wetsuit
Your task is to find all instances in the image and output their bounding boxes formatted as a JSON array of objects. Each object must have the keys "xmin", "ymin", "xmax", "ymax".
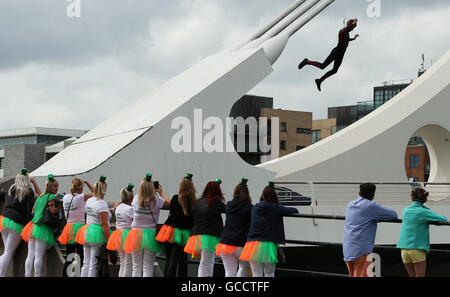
[{"xmin": 298, "ymin": 18, "xmax": 359, "ymax": 92}]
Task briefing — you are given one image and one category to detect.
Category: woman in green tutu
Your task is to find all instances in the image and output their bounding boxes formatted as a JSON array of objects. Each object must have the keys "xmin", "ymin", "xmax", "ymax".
[
  {"xmin": 156, "ymin": 173, "xmax": 196, "ymax": 277},
  {"xmin": 21, "ymin": 174, "xmax": 60, "ymax": 277},
  {"xmin": 240, "ymin": 182, "xmax": 299, "ymax": 277},
  {"xmin": 184, "ymin": 179, "xmax": 226, "ymax": 277},
  {"xmin": 74, "ymin": 176, "xmax": 112, "ymax": 277},
  {"xmin": 0, "ymin": 169, "xmax": 41, "ymax": 277},
  {"xmin": 124, "ymin": 173, "xmax": 171, "ymax": 277}
]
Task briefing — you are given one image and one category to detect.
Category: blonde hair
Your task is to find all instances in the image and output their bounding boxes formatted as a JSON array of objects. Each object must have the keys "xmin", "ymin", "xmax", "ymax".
[
  {"xmin": 120, "ymin": 188, "xmax": 134, "ymax": 203},
  {"xmin": 8, "ymin": 173, "xmax": 32, "ymax": 202},
  {"xmin": 94, "ymin": 181, "xmax": 107, "ymax": 199},
  {"xmin": 178, "ymin": 178, "xmax": 196, "ymax": 216},
  {"xmin": 44, "ymin": 179, "xmax": 59, "ymax": 195},
  {"xmin": 138, "ymin": 180, "xmax": 156, "ymax": 209},
  {"xmin": 70, "ymin": 178, "xmax": 84, "ymax": 195}
]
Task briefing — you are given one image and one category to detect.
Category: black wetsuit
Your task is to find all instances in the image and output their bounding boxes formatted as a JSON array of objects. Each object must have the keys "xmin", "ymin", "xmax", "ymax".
[{"xmin": 308, "ymin": 24, "xmax": 356, "ymax": 82}]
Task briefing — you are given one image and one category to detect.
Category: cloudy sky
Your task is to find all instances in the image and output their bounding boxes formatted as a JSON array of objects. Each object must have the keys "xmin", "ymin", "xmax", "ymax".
[{"xmin": 0, "ymin": 0, "xmax": 449, "ymax": 131}]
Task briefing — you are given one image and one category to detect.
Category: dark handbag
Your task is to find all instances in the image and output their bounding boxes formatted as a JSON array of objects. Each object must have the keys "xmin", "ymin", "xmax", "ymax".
[
  {"xmin": 262, "ymin": 215, "xmax": 287, "ymax": 264},
  {"xmin": 42, "ymin": 193, "xmax": 65, "ymax": 235}
]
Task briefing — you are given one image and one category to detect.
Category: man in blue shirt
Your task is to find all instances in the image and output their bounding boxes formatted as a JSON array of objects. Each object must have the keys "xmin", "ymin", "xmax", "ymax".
[{"xmin": 343, "ymin": 183, "xmax": 398, "ymax": 277}]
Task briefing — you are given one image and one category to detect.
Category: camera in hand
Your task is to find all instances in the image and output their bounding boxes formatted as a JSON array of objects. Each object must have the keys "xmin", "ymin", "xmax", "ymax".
[{"xmin": 154, "ymin": 181, "xmax": 159, "ymax": 189}]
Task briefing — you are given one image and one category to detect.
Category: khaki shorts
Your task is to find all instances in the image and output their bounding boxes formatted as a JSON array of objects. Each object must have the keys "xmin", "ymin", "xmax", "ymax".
[{"xmin": 401, "ymin": 249, "xmax": 426, "ymax": 264}]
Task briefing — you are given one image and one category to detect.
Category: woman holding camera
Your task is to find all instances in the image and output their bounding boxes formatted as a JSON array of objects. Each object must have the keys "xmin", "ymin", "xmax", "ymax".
[
  {"xmin": 240, "ymin": 182, "xmax": 299, "ymax": 277},
  {"xmin": 124, "ymin": 174, "xmax": 171, "ymax": 277},
  {"xmin": 21, "ymin": 174, "xmax": 60, "ymax": 277},
  {"xmin": 107, "ymin": 183, "xmax": 135, "ymax": 277},
  {"xmin": 216, "ymin": 178, "xmax": 253, "ymax": 277},
  {"xmin": 156, "ymin": 173, "xmax": 196, "ymax": 277},
  {"xmin": 74, "ymin": 176, "xmax": 112, "ymax": 277},
  {"xmin": 184, "ymin": 179, "xmax": 226, "ymax": 277},
  {"xmin": 58, "ymin": 178, "xmax": 95, "ymax": 277},
  {"xmin": 0, "ymin": 169, "xmax": 41, "ymax": 277},
  {"xmin": 396, "ymin": 188, "xmax": 447, "ymax": 277}
]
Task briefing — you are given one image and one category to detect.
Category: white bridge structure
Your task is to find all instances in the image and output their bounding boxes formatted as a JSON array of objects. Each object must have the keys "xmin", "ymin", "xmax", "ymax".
[{"xmin": 33, "ymin": 0, "xmax": 450, "ymax": 247}]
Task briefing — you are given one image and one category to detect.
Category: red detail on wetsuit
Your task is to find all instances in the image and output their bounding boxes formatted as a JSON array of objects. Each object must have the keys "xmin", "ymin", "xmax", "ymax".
[{"xmin": 309, "ymin": 61, "xmax": 323, "ymax": 68}]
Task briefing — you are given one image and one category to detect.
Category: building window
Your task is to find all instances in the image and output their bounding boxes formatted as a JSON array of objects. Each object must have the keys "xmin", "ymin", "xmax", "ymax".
[
  {"xmin": 280, "ymin": 122, "xmax": 287, "ymax": 132},
  {"xmin": 409, "ymin": 155, "xmax": 419, "ymax": 168},
  {"xmin": 312, "ymin": 130, "xmax": 321, "ymax": 144},
  {"xmin": 280, "ymin": 140, "xmax": 286, "ymax": 150},
  {"xmin": 0, "ymin": 157, "xmax": 3, "ymax": 169},
  {"xmin": 296, "ymin": 128, "xmax": 312, "ymax": 134},
  {"xmin": 296, "ymin": 146, "xmax": 305, "ymax": 151},
  {"xmin": 408, "ymin": 137, "xmax": 424, "ymax": 146}
]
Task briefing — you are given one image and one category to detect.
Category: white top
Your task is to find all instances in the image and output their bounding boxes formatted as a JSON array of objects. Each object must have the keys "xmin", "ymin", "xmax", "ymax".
[
  {"xmin": 62, "ymin": 193, "xmax": 86, "ymax": 224},
  {"xmin": 115, "ymin": 203, "xmax": 134, "ymax": 230},
  {"xmin": 85, "ymin": 197, "xmax": 111, "ymax": 227},
  {"xmin": 131, "ymin": 193, "xmax": 165, "ymax": 229}
]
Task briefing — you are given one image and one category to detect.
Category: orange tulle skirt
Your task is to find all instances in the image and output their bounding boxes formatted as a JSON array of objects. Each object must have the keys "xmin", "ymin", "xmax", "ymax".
[
  {"xmin": 215, "ymin": 243, "xmax": 239, "ymax": 257},
  {"xmin": 123, "ymin": 228, "xmax": 162, "ymax": 254},
  {"xmin": 74, "ymin": 225, "xmax": 89, "ymax": 245},
  {"xmin": 106, "ymin": 229, "xmax": 129, "ymax": 251},
  {"xmin": 58, "ymin": 223, "xmax": 84, "ymax": 245},
  {"xmin": 20, "ymin": 222, "xmax": 34, "ymax": 243},
  {"xmin": 156, "ymin": 225, "xmax": 174, "ymax": 243}
]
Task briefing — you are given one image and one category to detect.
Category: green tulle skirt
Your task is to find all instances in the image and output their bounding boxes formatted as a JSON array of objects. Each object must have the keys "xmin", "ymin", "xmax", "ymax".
[
  {"xmin": 184, "ymin": 234, "xmax": 220, "ymax": 256},
  {"xmin": 0, "ymin": 216, "xmax": 24, "ymax": 234},
  {"xmin": 240, "ymin": 241, "xmax": 278, "ymax": 264},
  {"xmin": 173, "ymin": 228, "xmax": 191, "ymax": 246},
  {"xmin": 21, "ymin": 222, "xmax": 55, "ymax": 246},
  {"xmin": 74, "ymin": 224, "xmax": 111, "ymax": 245},
  {"xmin": 156, "ymin": 225, "xmax": 190, "ymax": 247},
  {"xmin": 124, "ymin": 228, "xmax": 163, "ymax": 254}
]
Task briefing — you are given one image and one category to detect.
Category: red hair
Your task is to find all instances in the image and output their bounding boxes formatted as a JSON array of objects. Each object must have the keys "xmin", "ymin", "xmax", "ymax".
[{"xmin": 201, "ymin": 181, "xmax": 225, "ymax": 207}]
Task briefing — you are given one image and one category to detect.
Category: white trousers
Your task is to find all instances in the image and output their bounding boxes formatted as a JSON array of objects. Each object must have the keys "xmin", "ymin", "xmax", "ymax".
[
  {"xmin": 81, "ymin": 243, "xmax": 102, "ymax": 277},
  {"xmin": 0, "ymin": 228, "xmax": 23, "ymax": 277},
  {"xmin": 25, "ymin": 237, "xmax": 48, "ymax": 277},
  {"xmin": 198, "ymin": 249, "xmax": 216, "ymax": 277},
  {"xmin": 131, "ymin": 249, "xmax": 156, "ymax": 277},
  {"xmin": 249, "ymin": 261, "xmax": 276, "ymax": 277},
  {"xmin": 219, "ymin": 247, "xmax": 249, "ymax": 277},
  {"xmin": 118, "ymin": 250, "xmax": 132, "ymax": 277}
]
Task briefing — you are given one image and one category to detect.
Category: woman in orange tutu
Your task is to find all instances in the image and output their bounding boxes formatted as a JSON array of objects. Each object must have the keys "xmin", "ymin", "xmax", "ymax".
[
  {"xmin": 22, "ymin": 174, "xmax": 60, "ymax": 277},
  {"xmin": 0, "ymin": 169, "xmax": 41, "ymax": 277},
  {"xmin": 124, "ymin": 174, "xmax": 171, "ymax": 277},
  {"xmin": 156, "ymin": 173, "xmax": 196, "ymax": 277},
  {"xmin": 216, "ymin": 178, "xmax": 253, "ymax": 277},
  {"xmin": 107, "ymin": 183, "xmax": 134, "ymax": 277},
  {"xmin": 184, "ymin": 179, "xmax": 225, "ymax": 277},
  {"xmin": 240, "ymin": 182, "xmax": 299, "ymax": 277},
  {"xmin": 59, "ymin": 178, "xmax": 95, "ymax": 277},
  {"xmin": 74, "ymin": 176, "xmax": 112, "ymax": 277}
]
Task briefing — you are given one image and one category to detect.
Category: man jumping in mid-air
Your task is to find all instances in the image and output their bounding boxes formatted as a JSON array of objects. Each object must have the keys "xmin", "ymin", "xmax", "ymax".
[{"xmin": 298, "ymin": 18, "xmax": 359, "ymax": 92}]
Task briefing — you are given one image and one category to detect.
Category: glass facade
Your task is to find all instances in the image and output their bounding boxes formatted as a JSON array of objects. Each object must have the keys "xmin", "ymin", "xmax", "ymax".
[
  {"xmin": 409, "ymin": 155, "xmax": 420, "ymax": 168},
  {"xmin": 296, "ymin": 128, "xmax": 312, "ymax": 134},
  {"xmin": 0, "ymin": 135, "xmax": 70, "ymax": 150},
  {"xmin": 312, "ymin": 130, "xmax": 321, "ymax": 144}
]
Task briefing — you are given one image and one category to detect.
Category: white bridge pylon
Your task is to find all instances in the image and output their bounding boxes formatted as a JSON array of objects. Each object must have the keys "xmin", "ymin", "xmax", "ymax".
[{"xmin": 32, "ymin": 0, "xmax": 337, "ymax": 200}]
